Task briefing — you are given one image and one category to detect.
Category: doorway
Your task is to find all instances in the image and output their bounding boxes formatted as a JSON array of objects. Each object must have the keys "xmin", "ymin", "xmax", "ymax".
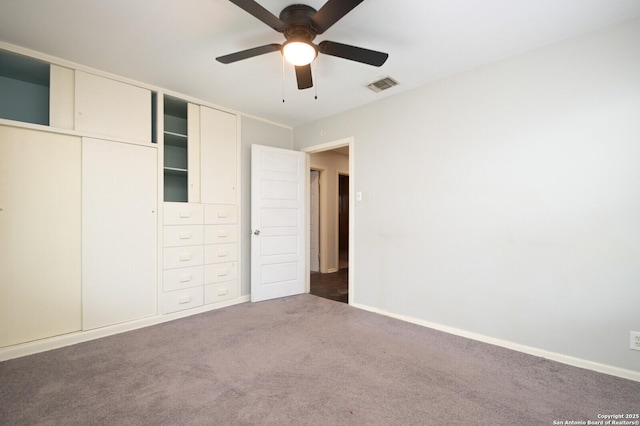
[
  {"xmin": 305, "ymin": 140, "xmax": 352, "ymax": 304},
  {"xmin": 338, "ymin": 173, "xmax": 349, "ymax": 270}
]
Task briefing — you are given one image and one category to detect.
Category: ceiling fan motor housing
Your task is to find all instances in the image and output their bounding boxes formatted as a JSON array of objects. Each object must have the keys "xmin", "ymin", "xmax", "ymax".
[{"xmin": 280, "ymin": 4, "xmax": 318, "ymax": 42}]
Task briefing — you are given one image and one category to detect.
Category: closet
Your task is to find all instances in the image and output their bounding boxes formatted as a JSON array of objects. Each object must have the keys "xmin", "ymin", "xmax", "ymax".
[{"xmin": 0, "ymin": 45, "xmax": 240, "ymax": 351}]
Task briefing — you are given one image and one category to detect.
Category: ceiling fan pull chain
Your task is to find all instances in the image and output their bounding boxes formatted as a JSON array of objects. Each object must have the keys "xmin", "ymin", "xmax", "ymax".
[
  {"xmin": 282, "ymin": 54, "xmax": 286, "ymax": 103},
  {"xmin": 314, "ymin": 58, "xmax": 318, "ymax": 100}
]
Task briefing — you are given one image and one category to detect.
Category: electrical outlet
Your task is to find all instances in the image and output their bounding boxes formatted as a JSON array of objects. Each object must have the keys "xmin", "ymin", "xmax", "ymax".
[{"xmin": 631, "ymin": 331, "xmax": 640, "ymax": 351}]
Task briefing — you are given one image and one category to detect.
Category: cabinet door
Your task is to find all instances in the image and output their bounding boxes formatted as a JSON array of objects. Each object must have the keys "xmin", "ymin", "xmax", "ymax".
[
  {"xmin": 0, "ymin": 126, "xmax": 82, "ymax": 347},
  {"xmin": 75, "ymin": 71, "xmax": 151, "ymax": 143},
  {"xmin": 82, "ymin": 138, "xmax": 157, "ymax": 330},
  {"xmin": 200, "ymin": 106, "xmax": 237, "ymax": 204}
]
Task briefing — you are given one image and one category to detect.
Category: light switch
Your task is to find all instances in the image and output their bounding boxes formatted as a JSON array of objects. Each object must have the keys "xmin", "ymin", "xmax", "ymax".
[{"xmin": 356, "ymin": 191, "xmax": 363, "ymax": 202}]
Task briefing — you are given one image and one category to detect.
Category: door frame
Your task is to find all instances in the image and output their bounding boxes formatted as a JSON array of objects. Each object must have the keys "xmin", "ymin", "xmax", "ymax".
[
  {"xmin": 302, "ymin": 137, "xmax": 354, "ymax": 304},
  {"xmin": 309, "ymin": 168, "xmax": 322, "ymax": 273}
]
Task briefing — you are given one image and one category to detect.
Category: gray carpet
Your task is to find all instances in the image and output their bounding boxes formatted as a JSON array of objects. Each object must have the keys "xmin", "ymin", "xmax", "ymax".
[{"xmin": 1, "ymin": 294, "xmax": 638, "ymax": 425}]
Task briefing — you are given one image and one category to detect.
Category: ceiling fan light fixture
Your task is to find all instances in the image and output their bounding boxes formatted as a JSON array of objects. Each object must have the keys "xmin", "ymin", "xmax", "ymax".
[{"xmin": 282, "ymin": 41, "xmax": 317, "ymax": 66}]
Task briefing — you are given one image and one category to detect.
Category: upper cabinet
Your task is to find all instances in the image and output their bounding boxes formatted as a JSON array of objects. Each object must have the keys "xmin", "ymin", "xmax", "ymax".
[
  {"xmin": 0, "ymin": 49, "xmax": 155, "ymax": 142},
  {"xmin": 163, "ymin": 100, "xmax": 237, "ymax": 205},
  {"xmin": 75, "ymin": 70, "xmax": 152, "ymax": 143},
  {"xmin": 200, "ymin": 106, "xmax": 237, "ymax": 205}
]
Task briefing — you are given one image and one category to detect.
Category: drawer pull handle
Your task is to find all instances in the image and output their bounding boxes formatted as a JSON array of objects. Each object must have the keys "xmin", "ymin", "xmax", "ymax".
[
  {"xmin": 179, "ymin": 274, "xmax": 192, "ymax": 282},
  {"xmin": 179, "ymin": 253, "xmax": 192, "ymax": 261},
  {"xmin": 218, "ymin": 231, "xmax": 228, "ymax": 237},
  {"xmin": 179, "ymin": 211, "xmax": 192, "ymax": 218},
  {"xmin": 178, "ymin": 295, "xmax": 192, "ymax": 304},
  {"xmin": 217, "ymin": 211, "xmax": 228, "ymax": 218},
  {"xmin": 179, "ymin": 232, "xmax": 192, "ymax": 239},
  {"xmin": 218, "ymin": 288, "xmax": 229, "ymax": 296},
  {"xmin": 217, "ymin": 270, "xmax": 229, "ymax": 277},
  {"xmin": 217, "ymin": 250, "xmax": 229, "ymax": 257}
]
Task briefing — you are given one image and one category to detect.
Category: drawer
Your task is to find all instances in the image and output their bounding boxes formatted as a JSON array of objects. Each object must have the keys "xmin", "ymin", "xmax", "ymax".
[
  {"xmin": 163, "ymin": 246, "xmax": 204, "ymax": 270},
  {"xmin": 204, "ymin": 224, "xmax": 237, "ymax": 244},
  {"xmin": 164, "ymin": 225, "xmax": 204, "ymax": 247},
  {"xmin": 204, "ymin": 262, "xmax": 237, "ymax": 284},
  {"xmin": 204, "ymin": 243, "xmax": 238, "ymax": 264},
  {"xmin": 163, "ymin": 287, "xmax": 203, "ymax": 314},
  {"xmin": 205, "ymin": 281, "xmax": 238, "ymax": 305},
  {"xmin": 164, "ymin": 202, "xmax": 204, "ymax": 225},
  {"xmin": 163, "ymin": 266, "xmax": 204, "ymax": 292},
  {"xmin": 204, "ymin": 204, "xmax": 237, "ymax": 224}
]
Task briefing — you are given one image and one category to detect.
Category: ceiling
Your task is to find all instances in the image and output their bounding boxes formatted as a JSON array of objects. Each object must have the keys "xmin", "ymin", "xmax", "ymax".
[{"xmin": 1, "ymin": 1, "xmax": 639, "ymax": 127}]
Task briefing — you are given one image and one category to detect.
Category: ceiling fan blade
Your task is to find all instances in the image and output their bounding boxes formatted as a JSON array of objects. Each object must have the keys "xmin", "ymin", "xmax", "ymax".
[
  {"xmin": 311, "ymin": 0, "xmax": 365, "ymax": 34},
  {"xmin": 295, "ymin": 64, "xmax": 313, "ymax": 90},
  {"xmin": 216, "ymin": 43, "xmax": 281, "ymax": 64},
  {"xmin": 228, "ymin": 0, "xmax": 287, "ymax": 32},
  {"xmin": 318, "ymin": 41, "xmax": 388, "ymax": 66}
]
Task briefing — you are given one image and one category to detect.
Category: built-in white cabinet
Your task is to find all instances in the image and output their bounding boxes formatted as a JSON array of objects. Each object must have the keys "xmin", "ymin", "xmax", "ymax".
[
  {"xmin": 203, "ymin": 204, "xmax": 238, "ymax": 304},
  {"xmin": 0, "ymin": 46, "xmax": 242, "ymax": 355},
  {"xmin": 160, "ymin": 97, "xmax": 239, "ymax": 315},
  {"xmin": 75, "ymin": 70, "xmax": 152, "ymax": 143},
  {"xmin": 82, "ymin": 137, "xmax": 158, "ymax": 329},
  {"xmin": 162, "ymin": 203, "xmax": 238, "ymax": 314},
  {"xmin": 162, "ymin": 203, "xmax": 205, "ymax": 313},
  {"xmin": 0, "ymin": 125, "xmax": 82, "ymax": 347}
]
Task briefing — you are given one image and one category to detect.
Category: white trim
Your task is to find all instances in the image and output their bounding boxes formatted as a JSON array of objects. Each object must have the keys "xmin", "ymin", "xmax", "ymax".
[
  {"xmin": 301, "ymin": 137, "xmax": 352, "ymax": 154},
  {"xmin": 0, "ymin": 296, "xmax": 250, "ymax": 362},
  {"xmin": 351, "ymin": 302, "xmax": 640, "ymax": 383}
]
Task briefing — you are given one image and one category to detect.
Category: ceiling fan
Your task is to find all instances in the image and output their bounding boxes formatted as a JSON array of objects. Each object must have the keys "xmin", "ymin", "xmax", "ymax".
[{"xmin": 216, "ymin": 0, "xmax": 389, "ymax": 90}]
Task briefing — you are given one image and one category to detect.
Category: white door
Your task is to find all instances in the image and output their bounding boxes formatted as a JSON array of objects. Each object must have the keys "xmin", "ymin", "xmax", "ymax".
[
  {"xmin": 310, "ymin": 170, "xmax": 320, "ymax": 272},
  {"xmin": 251, "ymin": 145, "xmax": 306, "ymax": 302},
  {"xmin": 82, "ymin": 138, "xmax": 158, "ymax": 329}
]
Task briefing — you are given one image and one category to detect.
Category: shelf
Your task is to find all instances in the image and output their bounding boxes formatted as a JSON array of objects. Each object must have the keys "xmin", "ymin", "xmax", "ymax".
[
  {"xmin": 164, "ymin": 167, "xmax": 188, "ymax": 176},
  {"xmin": 164, "ymin": 131, "xmax": 187, "ymax": 147}
]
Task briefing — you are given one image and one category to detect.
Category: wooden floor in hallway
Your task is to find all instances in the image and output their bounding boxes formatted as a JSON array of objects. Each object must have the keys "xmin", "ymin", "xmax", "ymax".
[{"xmin": 310, "ymin": 269, "xmax": 348, "ymax": 303}]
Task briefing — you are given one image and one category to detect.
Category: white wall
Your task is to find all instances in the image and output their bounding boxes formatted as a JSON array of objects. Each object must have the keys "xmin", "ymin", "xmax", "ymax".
[
  {"xmin": 240, "ymin": 116, "xmax": 294, "ymax": 295},
  {"xmin": 310, "ymin": 150, "xmax": 349, "ymax": 273},
  {"xmin": 294, "ymin": 19, "xmax": 640, "ymax": 374}
]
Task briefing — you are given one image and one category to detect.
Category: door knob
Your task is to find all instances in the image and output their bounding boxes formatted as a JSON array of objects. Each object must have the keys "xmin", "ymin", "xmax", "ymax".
[{"xmin": 253, "ymin": 230, "xmax": 260, "ymax": 235}]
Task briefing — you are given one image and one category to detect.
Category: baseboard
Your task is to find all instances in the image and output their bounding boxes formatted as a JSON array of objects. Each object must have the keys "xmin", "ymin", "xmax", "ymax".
[
  {"xmin": 0, "ymin": 295, "xmax": 251, "ymax": 362},
  {"xmin": 351, "ymin": 302, "xmax": 640, "ymax": 383},
  {"xmin": 327, "ymin": 268, "xmax": 339, "ymax": 273}
]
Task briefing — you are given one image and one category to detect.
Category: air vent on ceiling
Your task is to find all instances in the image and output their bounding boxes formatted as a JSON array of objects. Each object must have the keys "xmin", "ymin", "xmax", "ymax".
[{"xmin": 367, "ymin": 76, "xmax": 399, "ymax": 93}]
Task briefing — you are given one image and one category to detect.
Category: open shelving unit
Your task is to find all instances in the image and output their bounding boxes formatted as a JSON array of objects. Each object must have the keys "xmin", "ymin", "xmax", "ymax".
[
  {"xmin": 0, "ymin": 49, "xmax": 50, "ymax": 126},
  {"xmin": 163, "ymin": 96, "xmax": 188, "ymax": 202}
]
